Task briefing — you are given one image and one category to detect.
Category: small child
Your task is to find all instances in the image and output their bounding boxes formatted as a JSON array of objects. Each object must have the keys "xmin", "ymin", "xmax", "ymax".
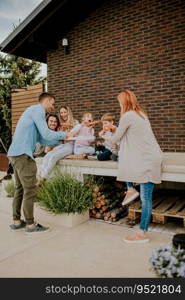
[
  {"xmin": 94, "ymin": 113, "xmax": 118, "ymax": 161},
  {"xmin": 70, "ymin": 112, "xmax": 95, "ymax": 155}
]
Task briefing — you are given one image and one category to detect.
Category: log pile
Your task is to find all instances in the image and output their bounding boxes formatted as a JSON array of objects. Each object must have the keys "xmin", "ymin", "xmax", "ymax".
[{"xmin": 89, "ymin": 178, "xmax": 128, "ymax": 222}]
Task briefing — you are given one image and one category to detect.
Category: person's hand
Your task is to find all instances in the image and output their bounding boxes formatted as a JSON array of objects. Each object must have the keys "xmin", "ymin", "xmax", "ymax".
[
  {"xmin": 62, "ymin": 123, "xmax": 74, "ymax": 130},
  {"xmin": 111, "ymin": 144, "xmax": 117, "ymax": 151},
  {"xmin": 110, "ymin": 125, "xmax": 117, "ymax": 132},
  {"xmin": 99, "ymin": 133, "xmax": 106, "ymax": 140},
  {"xmin": 44, "ymin": 146, "xmax": 53, "ymax": 153},
  {"xmin": 98, "ymin": 130, "xmax": 105, "ymax": 138},
  {"xmin": 66, "ymin": 131, "xmax": 75, "ymax": 140},
  {"xmin": 96, "ymin": 140, "xmax": 103, "ymax": 146}
]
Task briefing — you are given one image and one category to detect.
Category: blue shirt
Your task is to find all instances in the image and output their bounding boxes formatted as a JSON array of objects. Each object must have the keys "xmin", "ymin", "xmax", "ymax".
[{"xmin": 8, "ymin": 104, "xmax": 66, "ymax": 159}]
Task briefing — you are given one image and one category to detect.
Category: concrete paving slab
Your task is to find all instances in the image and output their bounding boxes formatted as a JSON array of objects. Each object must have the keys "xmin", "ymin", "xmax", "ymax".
[
  {"xmin": 0, "ymin": 181, "xmax": 173, "ymax": 278},
  {"xmin": 0, "ymin": 217, "xmax": 171, "ymax": 277}
]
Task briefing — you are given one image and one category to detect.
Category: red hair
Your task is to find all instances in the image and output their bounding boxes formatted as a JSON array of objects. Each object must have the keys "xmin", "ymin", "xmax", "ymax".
[{"xmin": 118, "ymin": 90, "xmax": 146, "ymax": 119}]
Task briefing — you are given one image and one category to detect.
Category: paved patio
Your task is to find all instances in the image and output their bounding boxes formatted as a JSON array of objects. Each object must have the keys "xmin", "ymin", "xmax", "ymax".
[{"xmin": 0, "ymin": 172, "xmax": 177, "ymax": 278}]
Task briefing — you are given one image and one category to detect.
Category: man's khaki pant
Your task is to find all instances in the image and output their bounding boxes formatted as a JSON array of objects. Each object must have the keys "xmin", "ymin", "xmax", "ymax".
[{"xmin": 9, "ymin": 154, "xmax": 37, "ymax": 225}]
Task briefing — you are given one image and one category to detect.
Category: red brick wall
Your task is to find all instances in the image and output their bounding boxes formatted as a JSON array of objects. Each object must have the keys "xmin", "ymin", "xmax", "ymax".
[{"xmin": 47, "ymin": 0, "xmax": 185, "ymax": 152}]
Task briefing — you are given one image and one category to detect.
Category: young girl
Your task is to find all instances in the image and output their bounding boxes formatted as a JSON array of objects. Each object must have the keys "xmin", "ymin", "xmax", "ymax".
[
  {"xmin": 70, "ymin": 112, "xmax": 95, "ymax": 155},
  {"xmin": 38, "ymin": 106, "xmax": 78, "ymax": 180}
]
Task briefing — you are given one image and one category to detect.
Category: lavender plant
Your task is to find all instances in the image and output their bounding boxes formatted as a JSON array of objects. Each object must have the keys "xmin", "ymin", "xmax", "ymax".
[{"xmin": 150, "ymin": 244, "xmax": 185, "ymax": 278}]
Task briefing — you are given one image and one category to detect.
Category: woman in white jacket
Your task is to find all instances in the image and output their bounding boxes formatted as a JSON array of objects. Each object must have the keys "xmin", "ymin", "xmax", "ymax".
[{"xmin": 102, "ymin": 90, "xmax": 163, "ymax": 243}]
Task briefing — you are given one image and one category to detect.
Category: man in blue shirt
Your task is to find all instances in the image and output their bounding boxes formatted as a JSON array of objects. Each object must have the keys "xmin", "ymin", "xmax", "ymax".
[{"xmin": 8, "ymin": 92, "xmax": 67, "ymax": 233}]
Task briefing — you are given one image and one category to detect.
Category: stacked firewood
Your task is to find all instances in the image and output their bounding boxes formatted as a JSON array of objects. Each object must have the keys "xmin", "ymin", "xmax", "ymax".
[{"xmin": 90, "ymin": 178, "xmax": 128, "ymax": 222}]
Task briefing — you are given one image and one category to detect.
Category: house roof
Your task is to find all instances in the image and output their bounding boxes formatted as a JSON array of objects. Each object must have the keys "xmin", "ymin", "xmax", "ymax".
[{"xmin": 0, "ymin": 0, "xmax": 105, "ymax": 63}]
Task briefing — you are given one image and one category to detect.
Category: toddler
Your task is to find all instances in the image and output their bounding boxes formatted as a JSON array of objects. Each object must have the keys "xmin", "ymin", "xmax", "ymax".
[
  {"xmin": 70, "ymin": 112, "xmax": 95, "ymax": 155},
  {"xmin": 94, "ymin": 113, "xmax": 118, "ymax": 161}
]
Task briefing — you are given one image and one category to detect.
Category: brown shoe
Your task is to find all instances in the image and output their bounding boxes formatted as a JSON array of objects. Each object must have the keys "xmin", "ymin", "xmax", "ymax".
[{"xmin": 122, "ymin": 189, "xmax": 139, "ymax": 206}]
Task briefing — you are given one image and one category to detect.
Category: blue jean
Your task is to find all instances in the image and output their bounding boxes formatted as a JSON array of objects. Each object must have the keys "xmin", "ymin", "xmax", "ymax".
[{"xmin": 126, "ymin": 182, "xmax": 154, "ymax": 231}]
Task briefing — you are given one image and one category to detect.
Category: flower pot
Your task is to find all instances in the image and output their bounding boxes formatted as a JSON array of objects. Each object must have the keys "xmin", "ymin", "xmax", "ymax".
[
  {"xmin": 172, "ymin": 234, "xmax": 185, "ymax": 249},
  {"xmin": 56, "ymin": 211, "xmax": 90, "ymax": 228},
  {"xmin": 0, "ymin": 153, "xmax": 9, "ymax": 172},
  {"xmin": 35, "ymin": 204, "xmax": 90, "ymax": 228}
]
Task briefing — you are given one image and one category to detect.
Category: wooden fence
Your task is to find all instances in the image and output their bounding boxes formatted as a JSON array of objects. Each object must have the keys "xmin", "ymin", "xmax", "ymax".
[{"xmin": 11, "ymin": 84, "xmax": 43, "ymax": 132}]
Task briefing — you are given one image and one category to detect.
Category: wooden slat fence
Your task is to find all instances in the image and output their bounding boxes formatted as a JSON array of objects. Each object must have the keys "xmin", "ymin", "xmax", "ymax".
[{"xmin": 11, "ymin": 84, "xmax": 43, "ymax": 132}]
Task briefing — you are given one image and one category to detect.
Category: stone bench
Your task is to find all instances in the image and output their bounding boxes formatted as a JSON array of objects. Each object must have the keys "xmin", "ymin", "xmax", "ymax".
[{"xmin": 36, "ymin": 152, "xmax": 185, "ymax": 183}]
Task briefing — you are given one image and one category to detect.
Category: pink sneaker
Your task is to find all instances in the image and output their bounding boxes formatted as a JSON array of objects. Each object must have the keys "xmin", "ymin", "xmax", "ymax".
[
  {"xmin": 123, "ymin": 232, "xmax": 149, "ymax": 243},
  {"xmin": 122, "ymin": 189, "xmax": 139, "ymax": 206}
]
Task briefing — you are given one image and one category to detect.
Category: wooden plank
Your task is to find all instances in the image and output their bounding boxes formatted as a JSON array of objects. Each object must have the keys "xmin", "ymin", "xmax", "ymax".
[
  {"xmin": 12, "ymin": 98, "xmax": 39, "ymax": 105},
  {"xmin": 27, "ymin": 84, "xmax": 43, "ymax": 90},
  {"xmin": 12, "ymin": 99, "xmax": 38, "ymax": 105},
  {"xmin": 152, "ymin": 214, "xmax": 167, "ymax": 224},
  {"xmin": 13, "ymin": 112, "xmax": 28, "ymax": 118},
  {"xmin": 12, "ymin": 97, "xmax": 38, "ymax": 103},
  {"xmin": 12, "ymin": 104, "xmax": 35, "ymax": 110},
  {"xmin": 12, "ymin": 107, "xmax": 37, "ymax": 116},
  {"xmin": 167, "ymin": 199, "xmax": 185, "ymax": 215},
  {"xmin": 12, "ymin": 96, "xmax": 39, "ymax": 102},
  {"xmin": 12, "ymin": 102, "xmax": 38, "ymax": 109},
  {"xmin": 12, "ymin": 88, "xmax": 27, "ymax": 93},
  {"xmin": 12, "ymin": 94, "xmax": 42, "ymax": 102},
  {"xmin": 12, "ymin": 90, "xmax": 42, "ymax": 102},
  {"xmin": 152, "ymin": 196, "xmax": 165, "ymax": 208},
  {"xmin": 128, "ymin": 210, "xmax": 140, "ymax": 221},
  {"xmin": 129, "ymin": 195, "xmax": 167, "ymax": 211},
  {"xmin": 12, "ymin": 85, "xmax": 43, "ymax": 96},
  {"xmin": 152, "ymin": 197, "xmax": 178, "ymax": 213},
  {"xmin": 129, "ymin": 200, "xmax": 141, "ymax": 210},
  {"xmin": 179, "ymin": 207, "xmax": 185, "ymax": 217},
  {"xmin": 12, "ymin": 113, "xmax": 31, "ymax": 119}
]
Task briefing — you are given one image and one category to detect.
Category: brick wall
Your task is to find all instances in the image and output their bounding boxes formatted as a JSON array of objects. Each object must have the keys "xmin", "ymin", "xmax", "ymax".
[{"xmin": 47, "ymin": 0, "xmax": 185, "ymax": 152}]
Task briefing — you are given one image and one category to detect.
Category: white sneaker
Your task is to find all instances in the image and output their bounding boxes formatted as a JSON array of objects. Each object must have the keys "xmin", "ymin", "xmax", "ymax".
[{"xmin": 122, "ymin": 189, "xmax": 139, "ymax": 206}]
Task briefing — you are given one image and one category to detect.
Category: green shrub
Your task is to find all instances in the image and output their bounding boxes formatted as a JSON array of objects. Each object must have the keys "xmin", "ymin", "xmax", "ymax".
[
  {"xmin": 5, "ymin": 181, "xmax": 15, "ymax": 197},
  {"xmin": 36, "ymin": 173, "xmax": 93, "ymax": 214}
]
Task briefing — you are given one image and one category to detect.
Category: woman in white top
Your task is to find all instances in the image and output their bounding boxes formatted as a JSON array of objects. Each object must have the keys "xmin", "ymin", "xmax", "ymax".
[{"xmin": 102, "ymin": 90, "xmax": 163, "ymax": 243}]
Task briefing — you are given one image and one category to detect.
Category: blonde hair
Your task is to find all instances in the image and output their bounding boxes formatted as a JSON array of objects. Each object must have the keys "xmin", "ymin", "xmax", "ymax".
[
  {"xmin": 118, "ymin": 90, "xmax": 146, "ymax": 119},
  {"xmin": 101, "ymin": 113, "xmax": 115, "ymax": 122},
  {"xmin": 82, "ymin": 112, "xmax": 93, "ymax": 122},
  {"xmin": 58, "ymin": 106, "xmax": 76, "ymax": 126}
]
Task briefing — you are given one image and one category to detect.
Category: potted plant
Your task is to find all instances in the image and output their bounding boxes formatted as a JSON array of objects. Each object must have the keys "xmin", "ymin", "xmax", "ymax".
[
  {"xmin": 150, "ymin": 244, "xmax": 185, "ymax": 277},
  {"xmin": 36, "ymin": 173, "xmax": 93, "ymax": 227}
]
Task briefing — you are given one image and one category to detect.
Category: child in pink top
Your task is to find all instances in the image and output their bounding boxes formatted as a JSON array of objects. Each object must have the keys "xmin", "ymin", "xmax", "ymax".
[{"xmin": 71, "ymin": 112, "xmax": 95, "ymax": 155}]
